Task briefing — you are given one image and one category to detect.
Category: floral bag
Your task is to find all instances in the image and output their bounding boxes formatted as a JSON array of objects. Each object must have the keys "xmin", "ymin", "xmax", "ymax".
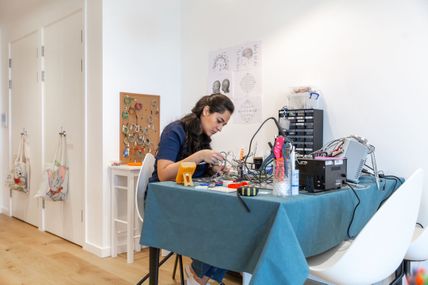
[
  {"xmin": 7, "ymin": 133, "xmax": 31, "ymax": 193},
  {"xmin": 36, "ymin": 133, "xmax": 69, "ymax": 201}
]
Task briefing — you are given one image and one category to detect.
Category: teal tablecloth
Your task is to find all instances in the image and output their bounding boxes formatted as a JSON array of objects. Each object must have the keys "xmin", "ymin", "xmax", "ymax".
[{"xmin": 140, "ymin": 175, "xmax": 397, "ymax": 285}]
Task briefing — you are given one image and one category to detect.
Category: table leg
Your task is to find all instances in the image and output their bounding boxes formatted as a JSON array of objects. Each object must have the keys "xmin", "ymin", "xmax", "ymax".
[
  {"xmin": 149, "ymin": 247, "xmax": 160, "ymax": 285},
  {"xmin": 127, "ymin": 174, "xmax": 134, "ymax": 263},
  {"xmin": 111, "ymin": 173, "xmax": 117, "ymax": 257}
]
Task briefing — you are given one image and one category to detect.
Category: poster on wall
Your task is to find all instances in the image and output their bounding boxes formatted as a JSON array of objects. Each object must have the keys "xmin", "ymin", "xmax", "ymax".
[
  {"xmin": 208, "ymin": 41, "xmax": 262, "ymax": 124},
  {"xmin": 207, "ymin": 72, "xmax": 232, "ymax": 95},
  {"xmin": 235, "ymin": 96, "xmax": 262, "ymax": 124}
]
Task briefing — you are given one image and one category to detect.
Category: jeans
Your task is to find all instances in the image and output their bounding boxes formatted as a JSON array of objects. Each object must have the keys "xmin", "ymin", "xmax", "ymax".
[{"xmin": 191, "ymin": 259, "xmax": 227, "ymax": 283}]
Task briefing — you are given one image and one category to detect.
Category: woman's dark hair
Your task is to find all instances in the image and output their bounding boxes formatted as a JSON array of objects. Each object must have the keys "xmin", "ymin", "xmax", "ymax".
[{"xmin": 179, "ymin": 93, "xmax": 234, "ymax": 159}]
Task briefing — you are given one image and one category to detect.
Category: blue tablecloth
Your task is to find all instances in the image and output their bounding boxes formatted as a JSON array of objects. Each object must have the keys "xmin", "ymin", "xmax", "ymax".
[{"xmin": 140, "ymin": 175, "xmax": 397, "ymax": 285}]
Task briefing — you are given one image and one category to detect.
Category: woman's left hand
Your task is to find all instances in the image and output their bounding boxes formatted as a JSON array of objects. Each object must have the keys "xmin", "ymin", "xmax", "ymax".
[
  {"xmin": 211, "ymin": 164, "xmax": 230, "ymax": 174},
  {"xmin": 198, "ymin": 149, "xmax": 224, "ymax": 165}
]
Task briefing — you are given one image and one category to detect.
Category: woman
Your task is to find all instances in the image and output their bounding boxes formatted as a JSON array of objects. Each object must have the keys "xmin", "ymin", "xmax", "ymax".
[{"xmin": 150, "ymin": 93, "xmax": 234, "ymax": 285}]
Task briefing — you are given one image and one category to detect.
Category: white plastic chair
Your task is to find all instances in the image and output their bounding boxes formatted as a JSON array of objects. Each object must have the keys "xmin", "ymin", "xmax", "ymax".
[
  {"xmin": 404, "ymin": 169, "xmax": 428, "ymax": 274},
  {"xmin": 135, "ymin": 153, "xmax": 155, "ymax": 222},
  {"xmin": 134, "ymin": 153, "xmax": 185, "ymax": 285},
  {"xmin": 307, "ymin": 169, "xmax": 424, "ymax": 285}
]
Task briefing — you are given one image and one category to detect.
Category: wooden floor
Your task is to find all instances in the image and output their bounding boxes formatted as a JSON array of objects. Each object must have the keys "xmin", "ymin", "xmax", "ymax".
[{"xmin": 0, "ymin": 214, "xmax": 241, "ymax": 285}]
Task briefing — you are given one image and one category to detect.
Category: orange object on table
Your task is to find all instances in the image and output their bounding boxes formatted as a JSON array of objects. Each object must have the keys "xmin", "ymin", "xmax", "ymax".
[
  {"xmin": 176, "ymin": 162, "xmax": 197, "ymax": 186},
  {"xmin": 127, "ymin": 162, "xmax": 142, "ymax": 166},
  {"xmin": 227, "ymin": 181, "xmax": 249, "ymax": 189}
]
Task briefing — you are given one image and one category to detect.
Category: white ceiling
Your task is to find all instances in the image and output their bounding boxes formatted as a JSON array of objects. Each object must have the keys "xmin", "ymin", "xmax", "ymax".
[{"xmin": 0, "ymin": 0, "xmax": 54, "ymax": 25}]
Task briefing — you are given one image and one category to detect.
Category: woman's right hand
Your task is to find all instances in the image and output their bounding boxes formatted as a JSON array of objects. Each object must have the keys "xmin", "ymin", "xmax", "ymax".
[{"xmin": 198, "ymin": 149, "xmax": 224, "ymax": 165}]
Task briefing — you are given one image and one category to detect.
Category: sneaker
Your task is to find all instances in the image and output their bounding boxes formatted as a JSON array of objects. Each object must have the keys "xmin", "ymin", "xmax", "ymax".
[
  {"xmin": 185, "ymin": 265, "xmax": 201, "ymax": 285},
  {"xmin": 185, "ymin": 265, "xmax": 214, "ymax": 285}
]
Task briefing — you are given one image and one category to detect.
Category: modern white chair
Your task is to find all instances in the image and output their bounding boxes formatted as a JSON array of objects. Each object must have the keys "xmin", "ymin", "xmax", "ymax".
[
  {"xmin": 404, "ymin": 169, "xmax": 428, "ymax": 275},
  {"xmin": 307, "ymin": 169, "xmax": 424, "ymax": 285},
  {"xmin": 135, "ymin": 153, "xmax": 155, "ymax": 223},
  {"xmin": 135, "ymin": 153, "xmax": 184, "ymax": 285}
]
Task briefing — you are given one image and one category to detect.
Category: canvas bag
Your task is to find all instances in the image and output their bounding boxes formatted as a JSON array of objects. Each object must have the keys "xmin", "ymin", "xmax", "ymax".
[
  {"xmin": 7, "ymin": 133, "xmax": 31, "ymax": 193},
  {"xmin": 36, "ymin": 134, "xmax": 69, "ymax": 201}
]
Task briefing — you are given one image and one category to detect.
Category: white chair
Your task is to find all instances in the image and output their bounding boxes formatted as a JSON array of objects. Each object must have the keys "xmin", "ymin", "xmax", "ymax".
[
  {"xmin": 404, "ymin": 169, "xmax": 428, "ymax": 275},
  {"xmin": 307, "ymin": 169, "xmax": 424, "ymax": 285},
  {"xmin": 135, "ymin": 153, "xmax": 185, "ymax": 285},
  {"xmin": 135, "ymin": 153, "xmax": 155, "ymax": 223}
]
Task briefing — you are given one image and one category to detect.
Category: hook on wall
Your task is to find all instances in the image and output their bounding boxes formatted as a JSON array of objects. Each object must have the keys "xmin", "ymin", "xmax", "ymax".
[
  {"xmin": 20, "ymin": 128, "xmax": 28, "ymax": 136},
  {"xmin": 59, "ymin": 126, "xmax": 66, "ymax": 137}
]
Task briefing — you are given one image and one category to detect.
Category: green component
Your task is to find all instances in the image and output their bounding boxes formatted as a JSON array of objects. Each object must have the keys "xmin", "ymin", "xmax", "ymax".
[{"xmin": 238, "ymin": 186, "xmax": 259, "ymax": 196}]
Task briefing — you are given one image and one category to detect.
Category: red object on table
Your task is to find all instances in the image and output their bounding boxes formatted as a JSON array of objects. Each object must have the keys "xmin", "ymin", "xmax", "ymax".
[{"xmin": 228, "ymin": 181, "xmax": 249, "ymax": 189}]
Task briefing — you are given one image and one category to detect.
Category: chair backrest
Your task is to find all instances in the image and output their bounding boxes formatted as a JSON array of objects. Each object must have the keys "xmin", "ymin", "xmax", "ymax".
[
  {"xmin": 135, "ymin": 153, "xmax": 156, "ymax": 222},
  {"xmin": 323, "ymin": 169, "xmax": 424, "ymax": 284},
  {"xmin": 405, "ymin": 170, "xmax": 428, "ymax": 261}
]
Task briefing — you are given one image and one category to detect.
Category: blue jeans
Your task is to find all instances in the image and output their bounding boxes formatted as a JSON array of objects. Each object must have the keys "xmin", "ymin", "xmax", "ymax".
[{"xmin": 191, "ymin": 259, "xmax": 227, "ymax": 283}]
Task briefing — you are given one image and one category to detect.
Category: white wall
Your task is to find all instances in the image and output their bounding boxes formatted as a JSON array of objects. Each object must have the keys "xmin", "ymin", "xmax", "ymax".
[
  {"xmin": 100, "ymin": 0, "xmax": 181, "ymax": 254},
  {"xmin": 182, "ymin": 0, "xmax": 428, "ymax": 180},
  {"xmin": 83, "ymin": 0, "xmax": 105, "ymax": 256}
]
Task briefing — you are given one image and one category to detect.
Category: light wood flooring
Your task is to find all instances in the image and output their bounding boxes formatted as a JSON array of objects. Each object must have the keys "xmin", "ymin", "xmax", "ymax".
[{"xmin": 0, "ymin": 214, "xmax": 241, "ymax": 285}]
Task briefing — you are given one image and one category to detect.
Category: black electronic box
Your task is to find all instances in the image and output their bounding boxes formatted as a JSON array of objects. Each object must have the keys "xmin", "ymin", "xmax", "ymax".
[{"xmin": 298, "ymin": 157, "xmax": 347, "ymax": 192}]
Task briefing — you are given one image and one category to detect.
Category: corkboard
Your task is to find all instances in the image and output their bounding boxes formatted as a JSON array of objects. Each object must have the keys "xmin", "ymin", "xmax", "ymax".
[{"xmin": 119, "ymin": 92, "xmax": 160, "ymax": 163}]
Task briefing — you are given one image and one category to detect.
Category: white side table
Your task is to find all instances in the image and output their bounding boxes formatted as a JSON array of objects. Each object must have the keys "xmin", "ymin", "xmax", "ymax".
[{"xmin": 110, "ymin": 165, "xmax": 141, "ymax": 263}]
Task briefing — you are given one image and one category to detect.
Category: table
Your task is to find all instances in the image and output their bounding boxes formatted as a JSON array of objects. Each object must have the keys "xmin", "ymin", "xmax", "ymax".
[
  {"xmin": 140, "ymin": 175, "xmax": 397, "ymax": 284},
  {"xmin": 110, "ymin": 165, "xmax": 141, "ymax": 263}
]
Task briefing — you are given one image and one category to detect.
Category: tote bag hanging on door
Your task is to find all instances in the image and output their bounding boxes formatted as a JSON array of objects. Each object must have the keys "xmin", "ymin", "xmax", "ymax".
[
  {"xmin": 8, "ymin": 133, "xmax": 31, "ymax": 193},
  {"xmin": 37, "ymin": 133, "xmax": 69, "ymax": 201}
]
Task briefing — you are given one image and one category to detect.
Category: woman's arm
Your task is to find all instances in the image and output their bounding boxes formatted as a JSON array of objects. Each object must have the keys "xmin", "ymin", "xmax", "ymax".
[{"xmin": 157, "ymin": 149, "xmax": 225, "ymax": 181}]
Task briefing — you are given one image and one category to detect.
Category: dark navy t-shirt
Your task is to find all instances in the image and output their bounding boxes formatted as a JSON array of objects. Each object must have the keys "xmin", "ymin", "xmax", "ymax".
[{"xmin": 149, "ymin": 120, "xmax": 209, "ymax": 182}]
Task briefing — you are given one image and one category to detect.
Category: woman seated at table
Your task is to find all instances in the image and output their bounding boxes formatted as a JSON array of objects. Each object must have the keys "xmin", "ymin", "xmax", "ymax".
[{"xmin": 149, "ymin": 93, "xmax": 235, "ymax": 285}]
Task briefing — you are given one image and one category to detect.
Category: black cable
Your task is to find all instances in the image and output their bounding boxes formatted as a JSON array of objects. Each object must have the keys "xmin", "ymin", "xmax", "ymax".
[
  {"xmin": 417, "ymin": 223, "xmax": 424, "ymax": 228},
  {"xmin": 376, "ymin": 175, "xmax": 403, "ymax": 210},
  {"xmin": 244, "ymin": 168, "xmax": 273, "ymax": 185},
  {"xmin": 344, "ymin": 182, "xmax": 360, "ymax": 239},
  {"xmin": 242, "ymin": 117, "xmax": 284, "ymax": 181},
  {"xmin": 383, "ymin": 175, "xmax": 403, "ymax": 184},
  {"xmin": 237, "ymin": 192, "xmax": 251, "ymax": 212}
]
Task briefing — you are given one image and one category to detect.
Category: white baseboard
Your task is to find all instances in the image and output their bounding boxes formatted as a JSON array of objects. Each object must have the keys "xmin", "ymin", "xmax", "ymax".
[
  {"xmin": 1, "ymin": 206, "xmax": 9, "ymax": 215},
  {"xmin": 83, "ymin": 241, "xmax": 111, "ymax": 258},
  {"xmin": 112, "ymin": 241, "xmax": 144, "ymax": 255}
]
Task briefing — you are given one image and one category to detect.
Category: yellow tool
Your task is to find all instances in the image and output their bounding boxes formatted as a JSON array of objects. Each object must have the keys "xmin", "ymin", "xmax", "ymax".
[{"xmin": 176, "ymin": 162, "xmax": 196, "ymax": 186}]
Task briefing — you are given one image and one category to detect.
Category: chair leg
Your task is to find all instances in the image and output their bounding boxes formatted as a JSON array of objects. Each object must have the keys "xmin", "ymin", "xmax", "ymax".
[
  {"xmin": 136, "ymin": 272, "xmax": 150, "ymax": 285},
  {"xmin": 389, "ymin": 261, "xmax": 405, "ymax": 285},
  {"xmin": 404, "ymin": 259, "xmax": 411, "ymax": 276},
  {"xmin": 172, "ymin": 254, "xmax": 179, "ymax": 280},
  {"xmin": 178, "ymin": 255, "xmax": 185, "ymax": 285},
  {"xmin": 136, "ymin": 251, "xmax": 175, "ymax": 285}
]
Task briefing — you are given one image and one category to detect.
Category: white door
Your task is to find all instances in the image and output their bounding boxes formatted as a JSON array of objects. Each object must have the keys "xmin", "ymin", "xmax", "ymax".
[
  {"xmin": 10, "ymin": 31, "xmax": 42, "ymax": 227},
  {"xmin": 43, "ymin": 10, "xmax": 84, "ymax": 245}
]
